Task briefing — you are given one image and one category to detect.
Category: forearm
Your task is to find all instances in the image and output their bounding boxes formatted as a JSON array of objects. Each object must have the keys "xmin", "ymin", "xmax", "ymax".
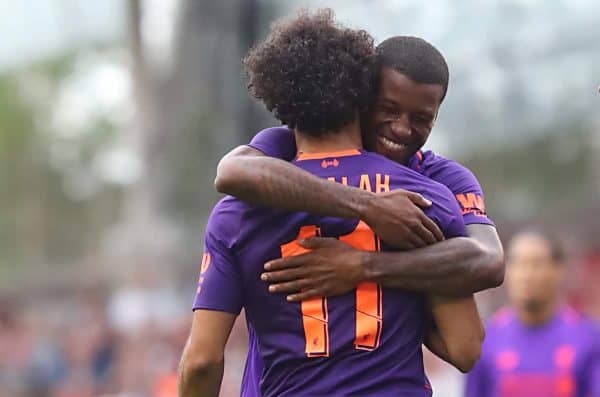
[
  {"xmin": 216, "ymin": 151, "xmax": 372, "ymax": 218},
  {"xmin": 363, "ymin": 236, "xmax": 499, "ymax": 295},
  {"xmin": 178, "ymin": 357, "xmax": 224, "ymax": 397},
  {"xmin": 424, "ymin": 328, "xmax": 452, "ymax": 364},
  {"xmin": 428, "ymin": 295, "xmax": 485, "ymax": 373},
  {"xmin": 178, "ymin": 311, "xmax": 235, "ymax": 397}
]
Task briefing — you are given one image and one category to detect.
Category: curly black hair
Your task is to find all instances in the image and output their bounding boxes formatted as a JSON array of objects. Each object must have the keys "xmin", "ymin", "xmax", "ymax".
[{"xmin": 243, "ymin": 9, "xmax": 375, "ymax": 135}]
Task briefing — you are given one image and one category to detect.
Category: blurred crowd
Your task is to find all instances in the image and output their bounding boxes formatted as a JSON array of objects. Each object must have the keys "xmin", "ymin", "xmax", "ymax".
[
  {"xmin": 1, "ymin": 280, "xmax": 185, "ymax": 397},
  {"xmin": 0, "ymin": 270, "xmax": 244, "ymax": 397},
  {"xmin": 1, "ymin": 249, "xmax": 599, "ymax": 397}
]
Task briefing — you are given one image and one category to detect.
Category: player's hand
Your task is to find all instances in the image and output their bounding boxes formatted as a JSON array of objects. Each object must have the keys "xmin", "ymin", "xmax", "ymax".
[
  {"xmin": 361, "ymin": 189, "xmax": 444, "ymax": 249},
  {"xmin": 261, "ymin": 237, "xmax": 365, "ymax": 302}
]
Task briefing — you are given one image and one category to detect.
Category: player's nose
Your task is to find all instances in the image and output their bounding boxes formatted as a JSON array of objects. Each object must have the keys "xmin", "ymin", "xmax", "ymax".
[{"xmin": 389, "ymin": 118, "xmax": 411, "ymax": 138}]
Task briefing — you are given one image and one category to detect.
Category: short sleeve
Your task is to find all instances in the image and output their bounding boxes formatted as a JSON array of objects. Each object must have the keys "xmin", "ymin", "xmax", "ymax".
[
  {"xmin": 449, "ymin": 166, "xmax": 494, "ymax": 227},
  {"xmin": 423, "ymin": 184, "xmax": 468, "ymax": 239},
  {"xmin": 420, "ymin": 153, "xmax": 494, "ymax": 226},
  {"xmin": 192, "ymin": 229, "xmax": 243, "ymax": 314},
  {"xmin": 247, "ymin": 127, "xmax": 297, "ymax": 161}
]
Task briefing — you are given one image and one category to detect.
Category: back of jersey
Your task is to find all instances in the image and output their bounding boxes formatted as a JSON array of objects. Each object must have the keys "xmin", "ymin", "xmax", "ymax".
[{"xmin": 194, "ymin": 149, "xmax": 466, "ymax": 397}]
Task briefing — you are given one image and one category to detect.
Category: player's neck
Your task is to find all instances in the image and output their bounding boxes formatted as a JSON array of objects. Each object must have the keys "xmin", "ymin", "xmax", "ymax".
[
  {"xmin": 517, "ymin": 298, "xmax": 560, "ymax": 327},
  {"xmin": 294, "ymin": 117, "xmax": 362, "ymax": 154}
]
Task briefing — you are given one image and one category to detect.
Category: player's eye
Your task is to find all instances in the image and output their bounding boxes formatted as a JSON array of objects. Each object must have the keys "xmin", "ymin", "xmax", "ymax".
[
  {"xmin": 413, "ymin": 115, "xmax": 432, "ymax": 124},
  {"xmin": 376, "ymin": 104, "xmax": 398, "ymax": 116}
]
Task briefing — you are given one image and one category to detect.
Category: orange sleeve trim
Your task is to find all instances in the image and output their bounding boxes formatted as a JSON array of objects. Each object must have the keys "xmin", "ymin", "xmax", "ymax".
[{"xmin": 296, "ymin": 149, "xmax": 362, "ymax": 161}]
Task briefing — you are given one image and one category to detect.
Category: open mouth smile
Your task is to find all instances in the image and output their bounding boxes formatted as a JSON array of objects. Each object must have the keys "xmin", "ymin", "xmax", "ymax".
[{"xmin": 378, "ymin": 135, "xmax": 408, "ymax": 151}]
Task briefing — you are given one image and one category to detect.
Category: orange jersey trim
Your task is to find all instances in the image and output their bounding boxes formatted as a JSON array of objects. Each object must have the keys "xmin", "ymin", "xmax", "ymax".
[
  {"xmin": 296, "ymin": 149, "xmax": 362, "ymax": 161},
  {"xmin": 416, "ymin": 150, "xmax": 424, "ymax": 162}
]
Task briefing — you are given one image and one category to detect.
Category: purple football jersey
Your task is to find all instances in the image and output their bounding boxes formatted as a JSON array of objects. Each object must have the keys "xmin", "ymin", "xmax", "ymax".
[
  {"xmin": 465, "ymin": 306, "xmax": 600, "ymax": 397},
  {"xmin": 194, "ymin": 149, "xmax": 467, "ymax": 397},
  {"xmin": 248, "ymin": 126, "xmax": 494, "ymax": 226}
]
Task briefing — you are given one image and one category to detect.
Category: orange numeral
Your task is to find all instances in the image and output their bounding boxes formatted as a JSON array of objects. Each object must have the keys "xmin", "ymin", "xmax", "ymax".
[
  {"xmin": 281, "ymin": 226, "xmax": 329, "ymax": 357},
  {"xmin": 340, "ymin": 221, "xmax": 382, "ymax": 351},
  {"xmin": 280, "ymin": 222, "xmax": 382, "ymax": 358}
]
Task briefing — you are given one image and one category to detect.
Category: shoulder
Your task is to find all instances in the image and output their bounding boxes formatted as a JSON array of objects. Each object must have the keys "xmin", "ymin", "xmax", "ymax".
[
  {"xmin": 365, "ymin": 151, "xmax": 457, "ymax": 199},
  {"xmin": 251, "ymin": 126, "xmax": 294, "ymax": 139},
  {"xmin": 487, "ymin": 307, "xmax": 517, "ymax": 331},
  {"xmin": 247, "ymin": 126, "xmax": 296, "ymax": 160},
  {"xmin": 474, "ymin": 308, "xmax": 516, "ymax": 359},
  {"xmin": 560, "ymin": 306, "xmax": 600, "ymax": 339},
  {"xmin": 417, "ymin": 150, "xmax": 473, "ymax": 176},
  {"xmin": 418, "ymin": 150, "xmax": 495, "ymax": 225},
  {"xmin": 556, "ymin": 308, "xmax": 600, "ymax": 366},
  {"xmin": 417, "ymin": 150, "xmax": 486, "ymax": 195},
  {"xmin": 478, "ymin": 308, "xmax": 517, "ymax": 355},
  {"xmin": 363, "ymin": 151, "xmax": 446, "ymax": 186},
  {"xmin": 205, "ymin": 196, "xmax": 250, "ymax": 248},
  {"xmin": 364, "ymin": 151, "xmax": 467, "ymax": 237}
]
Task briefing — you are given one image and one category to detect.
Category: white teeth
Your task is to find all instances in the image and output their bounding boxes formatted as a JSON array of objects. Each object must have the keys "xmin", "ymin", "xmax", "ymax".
[{"xmin": 379, "ymin": 136, "xmax": 406, "ymax": 150}]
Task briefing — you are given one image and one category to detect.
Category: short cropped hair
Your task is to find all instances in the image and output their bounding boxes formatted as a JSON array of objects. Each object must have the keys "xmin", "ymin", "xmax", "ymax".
[
  {"xmin": 243, "ymin": 9, "xmax": 375, "ymax": 135},
  {"xmin": 376, "ymin": 36, "xmax": 449, "ymax": 101},
  {"xmin": 513, "ymin": 228, "xmax": 567, "ymax": 264}
]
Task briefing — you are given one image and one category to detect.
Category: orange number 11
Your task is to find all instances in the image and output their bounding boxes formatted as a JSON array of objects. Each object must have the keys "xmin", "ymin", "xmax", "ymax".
[{"xmin": 280, "ymin": 222, "xmax": 383, "ymax": 358}]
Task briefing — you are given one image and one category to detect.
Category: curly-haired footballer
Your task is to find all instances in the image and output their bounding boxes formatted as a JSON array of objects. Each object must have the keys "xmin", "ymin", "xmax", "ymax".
[
  {"xmin": 180, "ymin": 9, "xmax": 483, "ymax": 397},
  {"xmin": 243, "ymin": 8, "xmax": 374, "ymax": 134}
]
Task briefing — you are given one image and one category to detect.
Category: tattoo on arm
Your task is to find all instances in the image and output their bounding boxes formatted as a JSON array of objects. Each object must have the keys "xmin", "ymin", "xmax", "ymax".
[{"xmin": 216, "ymin": 151, "xmax": 372, "ymax": 219}]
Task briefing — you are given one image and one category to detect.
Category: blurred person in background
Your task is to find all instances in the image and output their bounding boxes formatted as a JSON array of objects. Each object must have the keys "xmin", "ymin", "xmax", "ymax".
[{"xmin": 465, "ymin": 230, "xmax": 600, "ymax": 397}]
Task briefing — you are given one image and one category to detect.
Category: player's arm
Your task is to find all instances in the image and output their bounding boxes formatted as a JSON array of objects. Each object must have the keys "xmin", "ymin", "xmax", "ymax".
[
  {"xmin": 217, "ymin": 145, "xmax": 373, "ymax": 222},
  {"xmin": 262, "ymin": 224, "xmax": 503, "ymax": 300},
  {"xmin": 425, "ymin": 295, "xmax": 485, "ymax": 373},
  {"xmin": 362, "ymin": 223, "xmax": 503, "ymax": 294},
  {"xmin": 178, "ymin": 310, "xmax": 236, "ymax": 397},
  {"xmin": 215, "ymin": 136, "xmax": 443, "ymax": 250},
  {"xmin": 180, "ymin": 216, "xmax": 243, "ymax": 397}
]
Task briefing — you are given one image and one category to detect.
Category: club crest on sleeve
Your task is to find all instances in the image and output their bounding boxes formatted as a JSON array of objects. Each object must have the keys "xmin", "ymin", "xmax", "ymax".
[{"xmin": 200, "ymin": 252, "xmax": 212, "ymax": 274}]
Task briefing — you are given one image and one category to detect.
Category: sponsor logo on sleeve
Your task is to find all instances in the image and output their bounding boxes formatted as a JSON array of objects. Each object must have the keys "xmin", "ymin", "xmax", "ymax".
[{"xmin": 455, "ymin": 193, "xmax": 488, "ymax": 217}]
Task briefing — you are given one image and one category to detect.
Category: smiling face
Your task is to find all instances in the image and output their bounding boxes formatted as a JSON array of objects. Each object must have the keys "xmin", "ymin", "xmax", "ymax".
[{"xmin": 364, "ymin": 67, "xmax": 445, "ymax": 165}]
